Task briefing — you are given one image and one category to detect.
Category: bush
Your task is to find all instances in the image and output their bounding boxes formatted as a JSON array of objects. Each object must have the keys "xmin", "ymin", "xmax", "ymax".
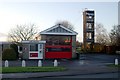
[
  {"xmin": 2, "ymin": 48, "xmax": 17, "ymax": 60},
  {"xmin": 10, "ymin": 44, "xmax": 19, "ymax": 58}
]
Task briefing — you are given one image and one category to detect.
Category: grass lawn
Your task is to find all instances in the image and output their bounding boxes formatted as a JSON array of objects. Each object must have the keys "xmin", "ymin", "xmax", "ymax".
[
  {"xmin": 107, "ymin": 64, "xmax": 120, "ymax": 67},
  {"xmin": 2, "ymin": 67, "xmax": 66, "ymax": 73}
]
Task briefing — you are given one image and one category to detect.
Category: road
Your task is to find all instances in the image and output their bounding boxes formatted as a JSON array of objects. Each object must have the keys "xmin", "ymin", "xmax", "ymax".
[
  {"xmin": 45, "ymin": 72, "xmax": 119, "ymax": 78},
  {"xmin": 1, "ymin": 72, "xmax": 120, "ymax": 80}
]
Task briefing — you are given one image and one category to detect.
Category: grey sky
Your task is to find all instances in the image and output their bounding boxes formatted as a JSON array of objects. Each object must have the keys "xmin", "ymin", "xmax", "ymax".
[
  {"xmin": 0, "ymin": 2, "xmax": 118, "ymax": 42},
  {"xmin": 118, "ymin": 1, "xmax": 120, "ymax": 25}
]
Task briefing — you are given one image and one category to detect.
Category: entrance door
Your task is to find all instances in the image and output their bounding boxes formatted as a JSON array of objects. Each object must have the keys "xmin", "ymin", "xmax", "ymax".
[{"xmin": 38, "ymin": 44, "xmax": 44, "ymax": 59}]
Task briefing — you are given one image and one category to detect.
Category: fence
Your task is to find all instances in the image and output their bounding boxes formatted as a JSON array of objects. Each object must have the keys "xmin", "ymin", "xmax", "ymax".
[{"xmin": 4, "ymin": 59, "xmax": 59, "ymax": 67}]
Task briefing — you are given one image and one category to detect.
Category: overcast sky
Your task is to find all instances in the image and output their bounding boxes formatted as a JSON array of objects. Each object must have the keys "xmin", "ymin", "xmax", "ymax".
[
  {"xmin": 118, "ymin": 2, "xmax": 120, "ymax": 25},
  {"xmin": 0, "ymin": 1, "xmax": 119, "ymax": 42}
]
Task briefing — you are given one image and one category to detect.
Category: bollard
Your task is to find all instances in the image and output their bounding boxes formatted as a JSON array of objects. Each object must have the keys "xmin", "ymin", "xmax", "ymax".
[
  {"xmin": 5, "ymin": 60, "xmax": 8, "ymax": 67},
  {"xmin": 115, "ymin": 58, "xmax": 118, "ymax": 65},
  {"xmin": 38, "ymin": 60, "xmax": 42, "ymax": 67},
  {"xmin": 54, "ymin": 59, "xmax": 58, "ymax": 67},
  {"xmin": 79, "ymin": 60, "xmax": 84, "ymax": 65},
  {"xmin": 22, "ymin": 60, "xmax": 26, "ymax": 67}
]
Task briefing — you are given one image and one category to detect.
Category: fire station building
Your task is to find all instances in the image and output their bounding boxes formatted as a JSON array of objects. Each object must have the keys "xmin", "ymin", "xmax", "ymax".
[{"xmin": 40, "ymin": 24, "xmax": 78, "ymax": 59}]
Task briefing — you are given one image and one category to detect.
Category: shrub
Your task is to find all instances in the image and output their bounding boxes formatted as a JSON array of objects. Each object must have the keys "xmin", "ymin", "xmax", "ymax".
[
  {"xmin": 10, "ymin": 44, "xmax": 19, "ymax": 58},
  {"xmin": 2, "ymin": 48, "xmax": 17, "ymax": 60}
]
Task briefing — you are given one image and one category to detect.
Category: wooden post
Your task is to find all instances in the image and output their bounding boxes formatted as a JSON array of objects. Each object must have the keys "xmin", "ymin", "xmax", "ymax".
[
  {"xmin": 115, "ymin": 58, "xmax": 118, "ymax": 65},
  {"xmin": 38, "ymin": 60, "xmax": 42, "ymax": 67},
  {"xmin": 5, "ymin": 60, "xmax": 8, "ymax": 67},
  {"xmin": 54, "ymin": 59, "xmax": 58, "ymax": 67},
  {"xmin": 22, "ymin": 60, "xmax": 26, "ymax": 67}
]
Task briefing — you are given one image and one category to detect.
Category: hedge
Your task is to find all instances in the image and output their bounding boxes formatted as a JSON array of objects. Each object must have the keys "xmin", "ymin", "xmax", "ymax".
[
  {"xmin": 2, "ymin": 48, "xmax": 17, "ymax": 60},
  {"xmin": 10, "ymin": 44, "xmax": 19, "ymax": 58}
]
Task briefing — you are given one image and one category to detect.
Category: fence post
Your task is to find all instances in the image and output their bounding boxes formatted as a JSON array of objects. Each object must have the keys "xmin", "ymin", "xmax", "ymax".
[
  {"xmin": 5, "ymin": 60, "xmax": 8, "ymax": 67},
  {"xmin": 38, "ymin": 60, "xmax": 42, "ymax": 67},
  {"xmin": 22, "ymin": 60, "xmax": 26, "ymax": 67},
  {"xmin": 54, "ymin": 59, "xmax": 58, "ymax": 67},
  {"xmin": 80, "ymin": 60, "xmax": 84, "ymax": 65},
  {"xmin": 115, "ymin": 58, "xmax": 118, "ymax": 65}
]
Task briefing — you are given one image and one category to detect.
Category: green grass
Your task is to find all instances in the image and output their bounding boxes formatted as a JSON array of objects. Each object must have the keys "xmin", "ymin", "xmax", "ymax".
[
  {"xmin": 0, "ymin": 67, "xmax": 2, "ymax": 73},
  {"xmin": 107, "ymin": 64, "xmax": 120, "ymax": 67},
  {"xmin": 2, "ymin": 67, "xmax": 66, "ymax": 73}
]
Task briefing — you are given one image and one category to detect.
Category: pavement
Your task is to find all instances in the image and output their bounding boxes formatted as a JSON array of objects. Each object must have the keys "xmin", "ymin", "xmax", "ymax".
[{"xmin": 1, "ymin": 54, "xmax": 120, "ymax": 79}]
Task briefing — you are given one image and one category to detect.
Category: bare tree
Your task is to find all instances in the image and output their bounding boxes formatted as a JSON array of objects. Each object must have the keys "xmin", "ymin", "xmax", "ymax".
[
  {"xmin": 8, "ymin": 24, "xmax": 38, "ymax": 42},
  {"xmin": 95, "ymin": 23, "xmax": 110, "ymax": 45},
  {"xmin": 109, "ymin": 25, "xmax": 120, "ymax": 46},
  {"xmin": 56, "ymin": 20, "xmax": 74, "ymax": 30}
]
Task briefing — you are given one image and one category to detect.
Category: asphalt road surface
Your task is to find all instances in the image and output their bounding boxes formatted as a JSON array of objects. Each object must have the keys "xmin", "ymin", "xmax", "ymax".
[
  {"xmin": 45, "ymin": 72, "xmax": 119, "ymax": 78},
  {"xmin": 1, "ymin": 72, "xmax": 120, "ymax": 80}
]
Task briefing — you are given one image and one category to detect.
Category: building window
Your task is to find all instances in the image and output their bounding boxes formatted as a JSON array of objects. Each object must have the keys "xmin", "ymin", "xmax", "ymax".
[
  {"xmin": 86, "ymin": 23, "xmax": 92, "ymax": 29},
  {"xmin": 86, "ymin": 33, "xmax": 92, "ymax": 39},
  {"xmin": 46, "ymin": 35, "xmax": 71, "ymax": 45},
  {"xmin": 30, "ymin": 44, "xmax": 38, "ymax": 51},
  {"xmin": 18, "ymin": 46, "xmax": 22, "ymax": 51}
]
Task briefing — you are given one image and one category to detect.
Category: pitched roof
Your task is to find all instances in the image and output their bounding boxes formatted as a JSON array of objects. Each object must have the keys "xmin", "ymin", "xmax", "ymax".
[{"xmin": 40, "ymin": 24, "xmax": 78, "ymax": 35}]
